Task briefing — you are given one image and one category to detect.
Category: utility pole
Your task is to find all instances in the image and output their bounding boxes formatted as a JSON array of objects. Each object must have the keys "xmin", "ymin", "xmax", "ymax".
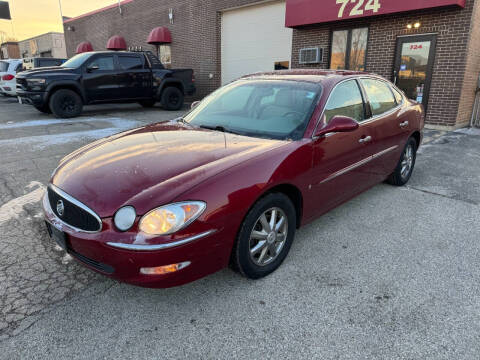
[
  {"xmin": 118, "ymin": 0, "xmax": 122, "ymax": 15},
  {"xmin": 58, "ymin": 0, "xmax": 64, "ymax": 23}
]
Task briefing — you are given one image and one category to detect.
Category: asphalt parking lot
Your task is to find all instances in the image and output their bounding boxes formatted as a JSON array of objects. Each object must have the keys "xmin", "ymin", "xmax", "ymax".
[{"xmin": 0, "ymin": 96, "xmax": 479, "ymax": 359}]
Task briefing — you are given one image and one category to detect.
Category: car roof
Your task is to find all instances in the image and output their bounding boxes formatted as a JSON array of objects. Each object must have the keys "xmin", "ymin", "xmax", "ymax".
[{"xmin": 241, "ymin": 69, "xmax": 375, "ymax": 84}]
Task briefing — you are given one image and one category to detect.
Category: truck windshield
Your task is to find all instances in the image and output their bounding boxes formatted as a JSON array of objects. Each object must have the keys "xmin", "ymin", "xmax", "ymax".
[
  {"xmin": 61, "ymin": 53, "xmax": 92, "ymax": 68},
  {"xmin": 184, "ymin": 79, "xmax": 321, "ymax": 140}
]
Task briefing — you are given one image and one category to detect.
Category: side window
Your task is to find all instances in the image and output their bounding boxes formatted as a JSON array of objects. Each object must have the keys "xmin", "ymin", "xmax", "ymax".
[
  {"xmin": 392, "ymin": 86, "xmax": 404, "ymax": 105},
  {"xmin": 118, "ymin": 56, "xmax": 143, "ymax": 70},
  {"xmin": 361, "ymin": 79, "xmax": 396, "ymax": 116},
  {"xmin": 324, "ymin": 80, "xmax": 365, "ymax": 123},
  {"xmin": 87, "ymin": 56, "xmax": 114, "ymax": 71}
]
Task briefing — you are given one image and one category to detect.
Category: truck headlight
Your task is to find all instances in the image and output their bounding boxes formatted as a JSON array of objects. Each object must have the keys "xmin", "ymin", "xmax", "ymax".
[
  {"xmin": 139, "ymin": 202, "xmax": 206, "ymax": 235},
  {"xmin": 27, "ymin": 78, "xmax": 46, "ymax": 84}
]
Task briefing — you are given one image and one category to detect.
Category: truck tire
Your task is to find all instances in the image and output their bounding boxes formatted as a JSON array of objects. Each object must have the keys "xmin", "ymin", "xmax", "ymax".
[
  {"xmin": 49, "ymin": 89, "xmax": 83, "ymax": 118},
  {"xmin": 34, "ymin": 104, "xmax": 52, "ymax": 114},
  {"xmin": 161, "ymin": 87, "xmax": 184, "ymax": 111},
  {"xmin": 139, "ymin": 99, "xmax": 156, "ymax": 108}
]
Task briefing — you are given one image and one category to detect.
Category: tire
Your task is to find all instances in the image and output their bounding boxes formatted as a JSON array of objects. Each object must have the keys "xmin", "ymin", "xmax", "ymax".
[
  {"xmin": 34, "ymin": 104, "xmax": 52, "ymax": 114},
  {"xmin": 387, "ymin": 137, "xmax": 417, "ymax": 186},
  {"xmin": 161, "ymin": 87, "xmax": 184, "ymax": 111},
  {"xmin": 232, "ymin": 193, "xmax": 297, "ymax": 279},
  {"xmin": 49, "ymin": 89, "xmax": 83, "ymax": 118},
  {"xmin": 139, "ymin": 99, "xmax": 156, "ymax": 108}
]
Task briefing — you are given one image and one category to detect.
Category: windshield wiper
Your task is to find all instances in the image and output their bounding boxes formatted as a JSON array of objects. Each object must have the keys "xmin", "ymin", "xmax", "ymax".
[{"xmin": 199, "ymin": 125, "xmax": 240, "ymax": 135}]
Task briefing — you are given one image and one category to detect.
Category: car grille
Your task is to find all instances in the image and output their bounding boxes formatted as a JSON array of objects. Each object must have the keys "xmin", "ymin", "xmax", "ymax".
[{"xmin": 47, "ymin": 186, "xmax": 102, "ymax": 232}]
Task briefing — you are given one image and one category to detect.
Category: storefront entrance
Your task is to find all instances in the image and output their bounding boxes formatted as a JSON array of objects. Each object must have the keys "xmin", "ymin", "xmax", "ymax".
[{"xmin": 394, "ymin": 34, "xmax": 437, "ymax": 110}]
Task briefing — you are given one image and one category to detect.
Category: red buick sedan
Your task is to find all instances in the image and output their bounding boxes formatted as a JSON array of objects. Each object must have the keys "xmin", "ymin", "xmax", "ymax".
[{"xmin": 43, "ymin": 70, "xmax": 424, "ymax": 288}]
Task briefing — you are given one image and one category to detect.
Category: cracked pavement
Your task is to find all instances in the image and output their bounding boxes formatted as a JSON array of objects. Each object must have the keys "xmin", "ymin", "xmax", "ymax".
[
  {"xmin": 0, "ymin": 97, "xmax": 186, "ymax": 339},
  {"xmin": 0, "ymin": 96, "xmax": 479, "ymax": 359}
]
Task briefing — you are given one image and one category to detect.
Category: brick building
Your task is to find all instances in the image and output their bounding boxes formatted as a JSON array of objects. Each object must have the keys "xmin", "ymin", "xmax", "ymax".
[
  {"xmin": 63, "ymin": 0, "xmax": 480, "ymax": 129},
  {"xmin": 0, "ymin": 41, "xmax": 20, "ymax": 59}
]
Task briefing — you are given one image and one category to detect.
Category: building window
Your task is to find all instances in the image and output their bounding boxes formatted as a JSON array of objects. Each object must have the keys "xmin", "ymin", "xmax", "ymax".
[
  {"xmin": 159, "ymin": 45, "xmax": 171, "ymax": 65},
  {"xmin": 330, "ymin": 27, "xmax": 368, "ymax": 71}
]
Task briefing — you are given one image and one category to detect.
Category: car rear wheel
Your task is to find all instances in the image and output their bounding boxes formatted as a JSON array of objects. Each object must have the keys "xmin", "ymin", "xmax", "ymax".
[
  {"xmin": 232, "ymin": 193, "xmax": 296, "ymax": 279},
  {"xmin": 139, "ymin": 99, "xmax": 156, "ymax": 108},
  {"xmin": 34, "ymin": 104, "xmax": 52, "ymax": 114},
  {"xmin": 387, "ymin": 137, "xmax": 417, "ymax": 186},
  {"xmin": 161, "ymin": 87, "xmax": 184, "ymax": 111},
  {"xmin": 49, "ymin": 89, "xmax": 83, "ymax": 118}
]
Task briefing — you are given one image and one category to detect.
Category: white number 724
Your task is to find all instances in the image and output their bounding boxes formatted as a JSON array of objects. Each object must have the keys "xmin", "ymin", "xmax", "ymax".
[{"xmin": 336, "ymin": 0, "xmax": 381, "ymax": 18}]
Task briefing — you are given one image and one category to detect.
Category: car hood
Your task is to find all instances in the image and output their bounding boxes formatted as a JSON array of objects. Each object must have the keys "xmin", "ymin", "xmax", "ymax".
[
  {"xmin": 17, "ymin": 67, "xmax": 74, "ymax": 77},
  {"xmin": 52, "ymin": 121, "xmax": 286, "ymax": 217}
]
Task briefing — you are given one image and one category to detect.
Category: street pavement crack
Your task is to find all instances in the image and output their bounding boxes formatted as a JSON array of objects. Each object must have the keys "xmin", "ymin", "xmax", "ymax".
[{"xmin": 406, "ymin": 185, "xmax": 478, "ymax": 206}]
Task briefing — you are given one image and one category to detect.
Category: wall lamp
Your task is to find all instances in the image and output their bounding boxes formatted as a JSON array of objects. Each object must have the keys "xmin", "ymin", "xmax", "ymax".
[{"xmin": 406, "ymin": 22, "xmax": 421, "ymax": 30}]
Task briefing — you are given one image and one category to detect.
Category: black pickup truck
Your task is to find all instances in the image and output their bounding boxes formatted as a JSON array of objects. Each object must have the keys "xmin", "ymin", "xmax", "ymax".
[{"xmin": 16, "ymin": 51, "xmax": 195, "ymax": 118}]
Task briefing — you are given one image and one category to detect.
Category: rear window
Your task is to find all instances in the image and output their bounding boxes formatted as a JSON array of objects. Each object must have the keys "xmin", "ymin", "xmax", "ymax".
[
  {"xmin": 0, "ymin": 61, "xmax": 8, "ymax": 72},
  {"xmin": 360, "ymin": 79, "xmax": 397, "ymax": 116},
  {"xmin": 118, "ymin": 56, "xmax": 143, "ymax": 70}
]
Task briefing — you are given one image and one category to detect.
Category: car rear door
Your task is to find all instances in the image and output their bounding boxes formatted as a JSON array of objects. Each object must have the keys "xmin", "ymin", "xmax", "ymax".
[
  {"xmin": 307, "ymin": 79, "xmax": 377, "ymax": 219},
  {"xmin": 116, "ymin": 54, "xmax": 152, "ymax": 99},
  {"xmin": 358, "ymin": 78, "xmax": 409, "ymax": 178},
  {"xmin": 82, "ymin": 54, "xmax": 119, "ymax": 102}
]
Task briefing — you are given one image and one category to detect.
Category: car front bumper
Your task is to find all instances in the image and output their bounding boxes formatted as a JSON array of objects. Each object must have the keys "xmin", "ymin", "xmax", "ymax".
[
  {"xmin": 16, "ymin": 89, "xmax": 47, "ymax": 106},
  {"xmin": 42, "ymin": 193, "xmax": 229, "ymax": 288}
]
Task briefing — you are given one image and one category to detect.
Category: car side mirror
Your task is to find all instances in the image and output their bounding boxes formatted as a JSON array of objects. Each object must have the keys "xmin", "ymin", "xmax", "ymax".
[
  {"xmin": 191, "ymin": 100, "xmax": 201, "ymax": 109},
  {"xmin": 86, "ymin": 65, "xmax": 99, "ymax": 73},
  {"xmin": 314, "ymin": 115, "xmax": 359, "ymax": 138}
]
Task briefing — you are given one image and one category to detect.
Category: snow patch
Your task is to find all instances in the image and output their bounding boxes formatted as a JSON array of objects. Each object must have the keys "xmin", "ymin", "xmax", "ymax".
[{"xmin": 0, "ymin": 181, "xmax": 46, "ymax": 225}]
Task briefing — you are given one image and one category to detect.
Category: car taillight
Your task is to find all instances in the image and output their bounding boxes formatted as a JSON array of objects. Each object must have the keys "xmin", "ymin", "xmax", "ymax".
[
  {"xmin": 2, "ymin": 74, "xmax": 14, "ymax": 81},
  {"xmin": 192, "ymin": 74, "xmax": 195, "ymax": 83}
]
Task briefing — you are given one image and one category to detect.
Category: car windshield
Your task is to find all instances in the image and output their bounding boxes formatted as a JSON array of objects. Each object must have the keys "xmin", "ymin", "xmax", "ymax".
[
  {"xmin": 0, "ymin": 61, "xmax": 8, "ymax": 72},
  {"xmin": 184, "ymin": 79, "xmax": 321, "ymax": 140},
  {"xmin": 61, "ymin": 53, "xmax": 92, "ymax": 68}
]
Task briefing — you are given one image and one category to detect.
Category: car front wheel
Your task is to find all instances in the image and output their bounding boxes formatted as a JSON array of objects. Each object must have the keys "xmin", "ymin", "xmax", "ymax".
[
  {"xmin": 233, "ymin": 193, "xmax": 296, "ymax": 279},
  {"xmin": 49, "ymin": 89, "xmax": 83, "ymax": 118},
  {"xmin": 387, "ymin": 137, "xmax": 417, "ymax": 186}
]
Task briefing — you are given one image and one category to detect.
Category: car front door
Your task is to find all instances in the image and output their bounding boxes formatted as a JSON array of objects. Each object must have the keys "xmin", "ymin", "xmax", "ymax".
[
  {"xmin": 359, "ymin": 78, "xmax": 410, "ymax": 179},
  {"xmin": 306, "ymin": 79, "xmax": 377, "ymax": 219},
  {"xmin": 116, "ymin": 55, "xmax": 152, "ymax": 99},
  {"xmin": 82, "ymin": 55, "xmax": 118, "ymax": 102}
]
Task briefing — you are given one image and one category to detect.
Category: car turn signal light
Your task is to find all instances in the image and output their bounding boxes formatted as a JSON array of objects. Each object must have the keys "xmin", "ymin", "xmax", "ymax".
[{"xmin": 140, "ymin": 261, "xmax": 191, "ymax": 275}]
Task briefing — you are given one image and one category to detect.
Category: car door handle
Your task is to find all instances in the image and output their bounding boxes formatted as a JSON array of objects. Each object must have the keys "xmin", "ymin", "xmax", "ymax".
[
  {"xmin": 399, "ymin": 121, "xmax": 409, "ymax": 128},
  {"xmin": 358, "ymin": 136, "xmax": 372, "ymax": 144}
]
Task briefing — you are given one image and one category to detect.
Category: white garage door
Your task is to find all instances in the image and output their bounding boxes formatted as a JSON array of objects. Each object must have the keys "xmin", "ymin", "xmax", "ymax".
[{"xmin": 221, "ymin": 1, "xmax": 293, "ymax": 85}]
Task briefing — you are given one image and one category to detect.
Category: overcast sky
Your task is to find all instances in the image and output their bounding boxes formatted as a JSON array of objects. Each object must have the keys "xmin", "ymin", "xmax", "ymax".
[{"xmin": 0, "ymin": 0, "xmax": 117, "ymax": 41}]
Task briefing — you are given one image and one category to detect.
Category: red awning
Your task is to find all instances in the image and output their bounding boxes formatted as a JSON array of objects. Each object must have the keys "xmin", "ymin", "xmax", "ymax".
[
  {"xmin": 75, "ymin": 41, "xmax": 93, "ymax": 54},
  {"xmin": 147, "ymin": 27, "xmax": 172, "ymax": 45},
  {"xmin": 106, "ymin": 35, "xmax": 127, "ymax": 50}
]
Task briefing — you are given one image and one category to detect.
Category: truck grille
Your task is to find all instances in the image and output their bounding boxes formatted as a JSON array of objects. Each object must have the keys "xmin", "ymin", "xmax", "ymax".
[
  {"xmin": 16, "ymin": 78, "xmax": 27, "ymax": 91},
  {"xmin": 47, "ymin": 186, "xmax": 102, "ymax": 233}
]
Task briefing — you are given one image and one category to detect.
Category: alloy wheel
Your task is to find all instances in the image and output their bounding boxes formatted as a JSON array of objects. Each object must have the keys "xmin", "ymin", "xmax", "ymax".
[
  {"xmin": 401, "ymin": 144, "xmax": 414, "ymax": 179},
  {"xmin": 249, "ymin": 207, "xmax": 288, "ymax": 266}
]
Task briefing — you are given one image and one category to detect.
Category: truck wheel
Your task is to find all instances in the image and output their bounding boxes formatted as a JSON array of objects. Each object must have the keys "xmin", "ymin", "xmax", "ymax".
[
  {"xmin": 161, "ymin": 87, "xmax": 184, "ymax": 111},
  {"xmin": 49, "ymin": 89, "xmax": 83, "ymax": 118},
  {"xmin": 139, "ymin": 99, "xmax": 156, "ymax": 108},
  {"xmin": 34, "ymin": 104, "xmax": 52, "ymax": 114}
]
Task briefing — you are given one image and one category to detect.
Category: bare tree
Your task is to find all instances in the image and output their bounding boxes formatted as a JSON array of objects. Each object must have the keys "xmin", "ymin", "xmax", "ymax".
[{"xmin": 0, "ymin": 30, "xmax": 17, "ymax": 44}]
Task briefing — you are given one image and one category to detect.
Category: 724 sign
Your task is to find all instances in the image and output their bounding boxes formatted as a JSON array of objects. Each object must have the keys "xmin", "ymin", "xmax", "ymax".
[{"xmin": 336, "ymin": 0, "xmax": 381, "ymax": 18}]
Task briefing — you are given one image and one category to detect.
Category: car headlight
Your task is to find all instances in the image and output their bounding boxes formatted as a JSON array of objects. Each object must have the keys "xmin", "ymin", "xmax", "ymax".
[
  {"xmin": 139, "ymin": 202, "xmax": 206, "ymax": 235},
  {"xmin": 27, "ymin": 78, "xmax": 46, "ymax": 84},
  {"xmin": 114, "ymin": 206, "xmax": 137, "ymax": 232}
]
